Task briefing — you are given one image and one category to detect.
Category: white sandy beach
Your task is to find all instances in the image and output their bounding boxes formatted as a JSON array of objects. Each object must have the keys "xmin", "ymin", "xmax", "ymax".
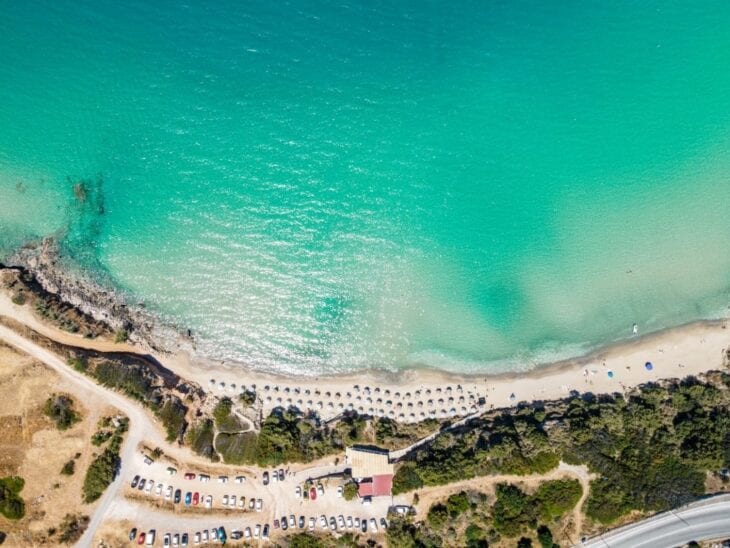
[{"xmin": 1, "ymin": 289, "xmax": 728, "ymax": 423}]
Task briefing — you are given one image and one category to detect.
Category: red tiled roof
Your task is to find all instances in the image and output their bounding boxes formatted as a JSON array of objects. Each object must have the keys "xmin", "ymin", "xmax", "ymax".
[{"xmin": 357, "ymin": 474, "xmax": 393, "ymax": 497}]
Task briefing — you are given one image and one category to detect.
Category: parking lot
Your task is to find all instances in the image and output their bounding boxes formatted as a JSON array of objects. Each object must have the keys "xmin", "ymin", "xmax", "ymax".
[{"xmin": 119, "ymin": 450, "xmax": 405, "ymax": 544}]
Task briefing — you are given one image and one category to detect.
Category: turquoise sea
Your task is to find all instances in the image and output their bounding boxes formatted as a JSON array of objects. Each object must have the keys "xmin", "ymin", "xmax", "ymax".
[{"xmin": 1, "ymin": 1, "xmax": 729, "ymax": 374}]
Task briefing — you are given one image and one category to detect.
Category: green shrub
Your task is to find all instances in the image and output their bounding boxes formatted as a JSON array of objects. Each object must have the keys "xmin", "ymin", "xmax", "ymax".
[
  {"xmin": 0, "ymin": 476, "xmax": 25, "ymax": 520},
  {"xmin": 537, "ymin": 525, "xmax": 557, "ymax": 548},
  {"xmin": 187, "ymin": 419, "xmax": 217, "ymax": 459},
  {"xmin": 58, "ymin": 513, "xmax": 89, "ymax": 544},
  {"xmin": 427, "ymin": 503, "xmax": 448, "ymax": 529},
  {"xmin": 82, "ymin": 447, "xmax": 120, "ymax": 503},
  {"xmin": 446, "ymin": 491, "xmax": 471, "ymax": 516},
  {"xmin": 113, "ymin": 329, "xmax": 128, "ymax": 343},
  {"xmin": 61, "ymin": 460, "xmax": 75, "ymax": 476},
  {"xmin": 342, "ymin": 482, "xmax": 358, "ymax": 501},
  {"xmin": 11, "ymin": 292, "xmax": 26, "ymax": 305},
  {"xmin": 215, "ymin": 431, "xmax": 258, "ymax": 464},
  {"xmin": 67, "ymin": 357, "xmax": 88, "ymax": 373},
  {"xmin": 534, "ymin": 479, "xmax": 582, "ymax": 521},
  {"xmin": 392, "ymin": 463, "xmax": 424, "ymax": 494},
  {"xmin": 157, "ymin": 398, "xmax": 188, "ymax": 442},
  {"xmin": 43, "ymin": 395, "xmax": 81, "ymax": 430}
]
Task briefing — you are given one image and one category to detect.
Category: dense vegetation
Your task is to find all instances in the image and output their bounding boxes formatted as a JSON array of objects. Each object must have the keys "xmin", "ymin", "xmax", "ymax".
[
  {"xmin": 393, "ymin": 373, "xmax": 730, "ymax": 525},
  {"xmin": 388, "ymin": 485, "xmax": 576, "ymax": 547},
  {"xmin": 43, "ymin": 394, "xmax": 81, "ymax": 430},
  {"xmin": 82, "ymin": 417, "xmax": 127, "ymax": 503},
  {"xmin": 0, "ymin": 476, "xmax": 25, "ymax": 520},
  {"xmin": 57, "ymin": 513, "xmax": 89, "ymax": 544}
]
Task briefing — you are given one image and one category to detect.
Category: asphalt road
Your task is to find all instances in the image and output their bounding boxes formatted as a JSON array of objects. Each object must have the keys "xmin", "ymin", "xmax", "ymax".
[{"xmin": 581, "ymin": 494, "xmax": 730, "ymax": 548}]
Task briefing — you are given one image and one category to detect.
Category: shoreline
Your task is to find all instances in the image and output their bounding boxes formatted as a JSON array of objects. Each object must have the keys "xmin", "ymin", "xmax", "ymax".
[
  {"xmin": 2, "ymin": 252, "xmax": 729, "ymax": 423},
  {"xmin": 1, "ymin": 270, "xmax": 728, "ymax": 423}
]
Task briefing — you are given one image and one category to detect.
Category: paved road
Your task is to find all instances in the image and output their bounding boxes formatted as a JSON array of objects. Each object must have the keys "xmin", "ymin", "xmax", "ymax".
[
  {"xmin": 581, "ymin": 494, "xmax": 730, "ymax": 548},
  {"xmin": 0, "ymin": 324, "xmax": 164, "ymax": 548}
]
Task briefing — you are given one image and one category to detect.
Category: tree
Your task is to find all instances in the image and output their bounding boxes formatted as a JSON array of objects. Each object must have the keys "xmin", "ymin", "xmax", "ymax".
[
  {"xmin": 342, "ymin": 482, "xmax": 358, "ymax": 501},
  {"xmin": 537, "ymin": 525, "xmax": 557, "ymax": 548},
  {"xmin": 0, "ymin": 476, "xmax": 25, "ymax": 520}
]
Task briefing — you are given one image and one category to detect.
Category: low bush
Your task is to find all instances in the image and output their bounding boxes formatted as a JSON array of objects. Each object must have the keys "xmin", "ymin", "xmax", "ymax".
[
  {"xmin": 0, "ymin": 476, "xmax": 25, "ymax": 520},
  {"xmin": 43, "ymin": 395, "xmax": 81, "ymax": 430}
]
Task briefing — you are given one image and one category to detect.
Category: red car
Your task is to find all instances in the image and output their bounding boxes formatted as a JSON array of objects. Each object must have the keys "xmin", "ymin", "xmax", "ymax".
[
  {"xmin": 309, "ymin": 487, "xmax": 317, "ymax": 500},
  {"xmin": 137, "ymin": 532, "xmax": 146, "ymax": 545},
  {"xmin": 192, "ymin": 492, "xmax": 199, "ymax": 505},
  {"xmin": 184, "ymin": 472, "xmax": 196, "ymax": 480}
]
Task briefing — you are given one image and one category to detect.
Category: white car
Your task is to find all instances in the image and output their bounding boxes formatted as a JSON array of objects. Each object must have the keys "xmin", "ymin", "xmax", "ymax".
[
  {"xmin": 198, "ymin": 474, "xmax": 210, "ymax": 483},
  {"xmin": 229, "ymin": 495, "xmax": 237, "ymax": 507},
  {"xmin": 254, "ymin": 525, "xmax": 260, "ymax": 538},
  {"xmin": 201, "ymin": 530, "xmax": 208, "ymax": 542},
  {"xmin": 337, "ymin": 486, "xmax": 343, "ymax": 497},
  {"xmin": 338, "ymin": 515, "xmax": 345, "ymax": 528},
  {"xmin": 249, "ymin": 498, "xmax": 255, "ymax": 510},
  {"xmin": 217, "ymin": 475, "xmax": 228, "ymax": 483},
  {"xmin": 272, "ymin": 472, "xmax": 278, "ymax": 483},
  {"xmin": 165, "ymin": 486, "xmax": 173, "ymax": 499},
  {"xmin": 244, "ymin": 527, "xmax": 251, "ymax": 539},
  {"xmin": 222, "ymin": 495, "xmax": 229, "ymax": 506},
  {"xmin": 354, "ymin": 517, "xmax": 360, "ymax": 529},
  {"xmin": 295, "ymin": 486, "xmax": 301, "ymax": 498},
  {"xmin": 370, "ymin": 518, "xmax": 378, "ymax": 531},
  {"xmin": 234, "ymin": 475, "xmax": 246, "ymax": 484},
  {"xmin": 317, "ymin": 484, "xmax": 324, "ymax": 496},
  {"xmin": 145, "ymin": 481, "xmax": 153, "ymax": 493},
  {"xmin": 308, "ymin": 517, "xmax": 315, "ymax": 530},
  {"xmin": 166, "ymin": 467, "xmax": 177, "ymax": 476},
  {"xmin": 238, "ymin": 497, "xmax": 245, "ymax": 509},
  {"xmin": 205, "ymin": 495, "xmax": 212, "ymax": 508},
  {"xmin": 172, "ymin": 533, "xmax": 180, "ymax": 546},
  {"xmin": 163, "ymin": 534, "xmax": 171, "ymax": 547},
  {"xmin": 194, "ymin": 531, "xmax": 201, "ymax": 545},
  {"xmin": 346, "ymin": 516, "xmax": 353, "ymax": 529},
  {"xmin": 256, "ymin": 498, "xmax": 263, "ymax": 512},
  {"xmin": 155, "ymin": 483, "xmax": 163, "ymax": 496},
  {"xmin": 320, "ymin": 515, "xmax": 327, "ymax": 529}
]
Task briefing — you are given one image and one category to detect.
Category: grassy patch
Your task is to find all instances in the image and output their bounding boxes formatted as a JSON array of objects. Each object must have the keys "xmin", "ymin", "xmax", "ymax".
[
  {"xmin": 215, "ymin": 431, "xmax": 258, "ymax": 464},
  {"xmin": 186, "ymin": 419, "xmax": 217, "ymax": 460}
]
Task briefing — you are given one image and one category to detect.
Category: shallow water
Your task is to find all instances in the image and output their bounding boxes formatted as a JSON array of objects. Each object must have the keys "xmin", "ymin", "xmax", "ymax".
[{"xmin": 1, "ymin": 0, "xmax": 729, "ymax": 374}]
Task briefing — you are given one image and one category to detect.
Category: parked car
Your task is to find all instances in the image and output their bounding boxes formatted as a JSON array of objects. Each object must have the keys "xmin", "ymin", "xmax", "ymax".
[
  {"xmin": 281, "ymin": 516, "xmax": 288, "ymax": 531},
  {"xmin": 181, "ymin": 533, "xmax": 189, "ymax": 546},
  {"xmin": 222, "ymin": 494, "xmax": 229, "ymax": 506},
  {"xmin": 254, "ymin": 524, "xmax": 261, "ymax": 538},
  {"xmin": 137, "ymin": 479, "xmax": 146, "ymax": 491},
  {"xmin": 370, "ymin": 518, "xmax": 378, "ymax": 532},
  {"xmin": 129, "ymin": 528, "xmax": 137, "ymax": 540},
  {"xmin": 165, "ymin": 485, "xmax": 173, "ymax": 499},
  {"xmin": 295, "ymin": 486, "xmax": 301, "ymax": 498},
  {"xmin": 194, "ymin": 531, "xmax": 201, "ymax": 544},
  {"xmin": 288, "ymin": 515, "xmax": 295, "ymax": 527},
  {"xmin": 346, "ymin": 516, "xmax": 353, "ymax": 529},
  {"xmin": 234, "ymin": 475, "xmax": 245, "ymax": 484},
  {"xmin": 262, "ymin": 524, "xmax": 270, "ymax": 539},
  {"xmin": 184, "ymin": 491, "xmax": 192, "ymax": 506},
  {"xmin": 130, "ymin": 475, "xmax": 140, "ymax": 488},
  {"xmin": 145, "ymin": 481, "xmax": 153, "ymax": 493},
  {"xmin": 271, "ymin": 471, "xmax": 278, "ymax": 483},
  {"xmin": 262, "ymin": 471, "xmax": 269, "ymax": 485},
  {"xmin": 192, "ymin": 492, "xmax": 199, "ymax": 505},
  {"xmin": 361, "ymin": 519, "xmax": 367, "ymax": 533},
  {"xmin": 317, "ymin": 483, "xmax": 324, "ymax": 496},
  {"xmin": 136, "ymin": 531, "xmax": 145, "ymax": 545},
  {"xmin": 298, "ymin": 515, "xmax": 305, "ymax": 529},
  {"xmin": 354, "ymin": 517, "xmax": 360, "ymax": 529},
  {"xmin": 210, "ymin": 528, "xmax": 218, "ymax": 541},
  {"xmin": 217, "ymin": 475, "xmax": 228, "ymax": 483},
  {"xmin": 256, "ymin": 498, "xmax": 263, "ymax": 512},
  {"xmin": 337, "ymin": 485, "xmax": 343, "ymax": 497},
  {"xmin": 145, "ymin": 530, "xmax": 155, "ymax": 546},
  {"xmin": 244, "ymin": 527, "xmax": 251, "ymax": 539},
  {"xmin": 380, "ymin": 517, "xmax": 388, "ymax": 529},
  {"xmin": 174, "ymin": 488, "xmax": 181, "ymax": 504},
  {"xmin": 155, "ymin": 483, "xmax": 163, "ymax": 496},
  {"xmin": 201, "ymin": 529, "xmax": 208, "ymax": 542},
  {"xmin": 217, "ymin": 527, "xmax": 226, "ymax": 543},
  {"xmin": 329, "ymin": 517, "xmax": 337, "ymax": 531},
  {"xmin": 172, "ymin": 533, "xmax": 180, "ymax": 546},
  {"xmin": 166, "ymin": 467, "xmax": 177, "ymax": 476},
  {"xmin": 184, "ymin": 472, "xmax": 196, "ymax": 480},
  {"xmin": 229, "ymin": 494, "xmax": 236, "ymax": 507},
  {"xmin": 320, "ymin": 515, "xmax": 327, "ymax": 529},
  {"xmin": 278, "ymin": 469, "xmax": 285, "ymax": 481},
  {"xmin": 163, "ymin": 533, "xmax": 170, "ymax": 547},
  {"xmin": 338, "ymin": 515, "xmax": 345, "ymax": 528},
  {"xmin": 274, "ymin": 519, "xmax": 280, "ymax": 529},
  {"xmin": 310, "ymin": 486, "xmax": 317, "ymax": 500},
  {"xmin": 198, "ymin": 474, "xmax": 210, "ymax": 482},
  {"xmin": 238, "ymin": 497, "xmax": 245, "ymax": 509},
  {"xmin": 205, "ymin": 495, "xmax": 212, "ymax": 508},
  {"xmin": 308, "ymin": 517, "xmax": 315, "ymax": 530},
  {"xmin": 230, "ymin": 530, "xmax": 242, "ymax": 540},
  {"xmin": 249, "ymin": 498, "xmax": 255, "ymax": 510}
]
